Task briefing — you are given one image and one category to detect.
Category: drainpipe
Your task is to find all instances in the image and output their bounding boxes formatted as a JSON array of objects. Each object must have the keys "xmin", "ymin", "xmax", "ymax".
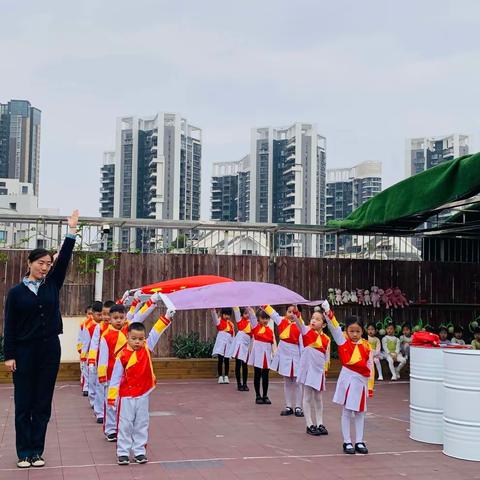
[{"xmin": 94, "ymin": 258, "xmax": 104, "ymax": 301}]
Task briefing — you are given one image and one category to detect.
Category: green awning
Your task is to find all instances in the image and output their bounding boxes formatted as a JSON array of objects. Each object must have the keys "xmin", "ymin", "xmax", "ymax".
[{"xmin": 328, "ymin": 152, "xmax": 480, "ymax": 233}]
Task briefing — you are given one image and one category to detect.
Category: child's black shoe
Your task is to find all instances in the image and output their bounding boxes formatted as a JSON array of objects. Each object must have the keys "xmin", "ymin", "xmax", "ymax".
[
  {"xmin": 262, "ymin": 396, "xmax": 272, "ymax": 404},
  {"xmin": 317, "ymin": 424, "xmax": 328, "ymax": 435},
  {"xmin": 117, "ymin": 456, "xmax": 130, "ymax": 465},
  {"xmin": 294, "ymin": 407, "xmax": 304, "ymax": 417},
  {"xmin": 243, "ymin": 384, "xmax": 249, "ymax": 391},
  {"xmin": 306, "ymin": 425, "xmax": 320, "ymax": 436},
  {"xmin": 280, "ymin": 407, "xmax": 294, "ymax": 416},
  {"xmin": 343, "ymin": 443, "xmax": 355, "ymax": 454},
  {"xmin": 106, "ymin": 433, "xmax": 117, "ymax": 442},
  {"xmin": 355, "ymin": 442, "xmax": 368, "ymax": 454},
  {"xmin": 255, "ymin": 396, "xmax": 265, "ymax": 404},
  {"xmin": 134, "ymin": 454, "xmax": 148, "ymax": 464},
  {"xmin": 96, "ymin": 417, "xmax": 104, "ymax": 424}
]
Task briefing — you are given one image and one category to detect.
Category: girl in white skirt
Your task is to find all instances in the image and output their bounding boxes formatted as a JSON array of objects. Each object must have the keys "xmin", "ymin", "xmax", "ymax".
[
  {"xmin": 263, "ymin": 305, "xmax": 304, "ymax": 417},
  {"xmin": 228, "ymin": 307, "xmax": 253, "ymax": 391},
  {"xmin": 322, "ymin": 300, "xmax": 374, "ymax": 455},
  {"xmin": 247, "ymin": 308, "xmax": 274, "ymax": 405},
  {"xmin": 211, "ymin": 308, "xmax": 235, "ymax": 384},
  {"xmin": 294, "ymin": 311, "xmax": 331, "ymax": 436}
]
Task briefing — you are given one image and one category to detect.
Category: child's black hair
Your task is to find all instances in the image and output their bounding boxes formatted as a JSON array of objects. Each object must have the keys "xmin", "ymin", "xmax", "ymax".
[
  {"xmin": 345, "ymin": 315, "xmax": 363, "ymax": 329},
  {"xmin": 85, "ymin": 305, "xmax": 92, "ymax": 313},
  {"xmin": 92, "ymin": 301, "xmax": 103, "ymax": 313},
  {"xmin": 424, "ymin": 325, "xmax": 435, "ymax": 333},
  {"xmin": 103, "ymin": 300, "xmax": 116, "ymax": 309},
  {"xmin": 110, "ymin": 304, "xmax": 126, "ymax": 315},
  {"xmin": 366, "ymin": 322, "xmax": 376, "ymax": 330},
  {"xmin": 128, "ymin": 322, "xmax": 146, "ymax": 333},
  {"xmin": 453, "ymin": 325, "xmax": 463, "ymax": 334},
  {"xmin": 473, "ymin": 327, "xmax": 480, "ymax": 335},
  {"xmin": 220, "ymin": 308, "xmax": 233, "ymax": 317},
  {"xmin": 438, "ymin": 326, "xmax": 448, "ymax": 334},
  {"xmin": 401, "ymin": 323, "xmax": 412, "ymax": 330},
  {"xmin": 257, "ymin": 309, "xmax": 270, "ymax": 320}
]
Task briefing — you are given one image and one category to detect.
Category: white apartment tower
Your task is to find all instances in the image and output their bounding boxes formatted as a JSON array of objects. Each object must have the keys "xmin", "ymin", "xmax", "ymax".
[
  {"xmin": 103, "ymin": 112, "xmax": 202, "ymax": 250},
  {"xmin": 405, "ymin": 134, "xmax": 469, "ymax": 177},
  {"xmin": 250, "ymin": 123, "xmax": 326, "ymax": 226}
]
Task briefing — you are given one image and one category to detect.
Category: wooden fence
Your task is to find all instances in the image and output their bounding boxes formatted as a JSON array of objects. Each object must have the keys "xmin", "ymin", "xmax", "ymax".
[{"xmin": 1, "ymin": 251, "xmax": 479, "ymax": 356}]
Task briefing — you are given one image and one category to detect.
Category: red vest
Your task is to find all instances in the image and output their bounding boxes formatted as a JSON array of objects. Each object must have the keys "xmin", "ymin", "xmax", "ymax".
[
  {"xmin": 237, "ymin": 318, "xmax": 252, "ymax": 337},
  {"xmin": 101, "ymin": 324, "xmax": 129, "ymax": 381},
  {"xmin": 252, "ymin": 324, "xmax": 274, "ymax": 344},
  {"xmin": 338, "ymin": 338, "xmax": 371, "ymax": 377},
  {"xmin": 278, "ymin": 318, "xmax": 301, "ymax": 345},
  {"xmin": 217, "ymin": 318, "xmax": 234, "ymax": 336},
  {"xmin": 303, "ymin": 329, "xmax": 330, "ymax": 353},
  {"xmin": 118, "ymin": 345, "xmax": 156, "ymax": 398}
]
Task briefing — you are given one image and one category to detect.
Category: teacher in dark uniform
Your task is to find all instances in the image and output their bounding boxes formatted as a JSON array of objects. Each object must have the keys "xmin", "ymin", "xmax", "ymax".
[{"xmin": 3, "ymin": 209, "xmax": 79, "ymax": 468}]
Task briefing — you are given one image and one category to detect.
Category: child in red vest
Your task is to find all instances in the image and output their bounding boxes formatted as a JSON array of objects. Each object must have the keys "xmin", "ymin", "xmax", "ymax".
[
  {"xmin": 227, "ymin": 307, "xmax": 252, "ymax": 391},
  {"xmin": 97, "ymin": 304, "xmax": 129, "ymax": 441},
  {"xmin": 322, "ymin": 300, "xmax": 374, "ymax": 455},
  {"xmin": 264, "ymin": 304, "xmax": 304, "ymax": 417},
  {"xmin": 81, "ymin": 301, "xmax": 104, "ymax": 410},
  {"xmin": 248, "ymin": 307, "xmax": 274, "ymax": 404},
  {"xmin": 108, "ymin": 310, "xmax": 175, "ymax": 465},
  {"xmin": 77, "ymin": 305, "xmax": 92, "ymax": 397},
  {"xmin": 211, "ymin": 308, "xmax": 235, "ymax": 384},
  {"xmin": 295, "ymin": 311, "xmax": 331, "ymax": 436},
  {"xmin": 88, "ymin": 300, "xmax": 115, "ymax": 423}
]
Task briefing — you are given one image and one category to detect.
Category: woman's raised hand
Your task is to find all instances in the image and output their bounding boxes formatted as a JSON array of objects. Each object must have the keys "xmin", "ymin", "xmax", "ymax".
[{"xmin": 68, "ymin": 209, "xmax": 80, "ymax": 234}]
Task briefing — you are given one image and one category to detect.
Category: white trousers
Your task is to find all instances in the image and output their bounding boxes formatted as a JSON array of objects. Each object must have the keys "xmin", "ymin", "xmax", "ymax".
[
  {"xmin": 385, "ymin": 352, "xmax": 407, "ymax": 378},
  {"xmin": 303, "ymin": 386, "xmax": 324, "ymax": 427},
  {"xmin": 81, "ymin": 361, "xmax": 89, "ymax": 392},
  {"xmin": 104, "ymin": 384, "xmax": 117, "ymax": 435},
  {"xmin": 89, "ymin": 366, "xmax": 104, "ymax": 418},
  {"xmin": 117, "ymin": 395, "xmax": 150, "ymax": 457}
]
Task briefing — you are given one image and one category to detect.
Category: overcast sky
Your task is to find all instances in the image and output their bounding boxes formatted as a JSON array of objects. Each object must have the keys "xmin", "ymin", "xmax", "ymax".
[{"xmin": 2, "ymin": 0, "xmax": 480, "ymax": 218}]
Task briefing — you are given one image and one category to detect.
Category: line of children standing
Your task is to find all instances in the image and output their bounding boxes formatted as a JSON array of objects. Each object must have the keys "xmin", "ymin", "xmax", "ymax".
[{"xmin": 77, "ymin": 296, "xmax": 174, "ymax": 465}]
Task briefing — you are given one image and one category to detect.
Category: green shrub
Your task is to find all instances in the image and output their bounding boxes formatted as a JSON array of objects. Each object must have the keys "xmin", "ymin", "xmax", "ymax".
[{"xmin": 172, "ymin": 332, "xmax": 215, "ymax": 359}]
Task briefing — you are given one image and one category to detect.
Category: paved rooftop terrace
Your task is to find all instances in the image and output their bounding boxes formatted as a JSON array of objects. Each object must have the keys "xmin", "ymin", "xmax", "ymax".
[{"xmin": 0, "ymin": 379, "xmax": 477, "ymax": 480}]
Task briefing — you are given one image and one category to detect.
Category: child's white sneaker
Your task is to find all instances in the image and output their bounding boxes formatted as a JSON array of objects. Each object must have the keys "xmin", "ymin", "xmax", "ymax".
[
  {"xmin": 218, "ymin": 376, "xmax": 224, "ymax": 384},
  {"xmin": 223, "ymin": 376, "xmax": 230, "ymax": 384},
  {"xmin": 378, "ymin": 376, "xmax": 384, "ymax": 381}
]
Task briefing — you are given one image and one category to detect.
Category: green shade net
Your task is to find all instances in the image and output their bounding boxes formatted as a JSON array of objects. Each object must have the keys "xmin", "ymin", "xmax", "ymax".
[{"xmin": 328, "ymin": 152, "xmax": 480, "ymax": 232}]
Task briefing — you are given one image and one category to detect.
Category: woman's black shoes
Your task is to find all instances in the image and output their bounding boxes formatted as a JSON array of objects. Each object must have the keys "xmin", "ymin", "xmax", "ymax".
[
  {"xmin": 263, "ymin": 396, "xmax": 272, "ymax": 404},
  {"xmin": 343, "ymin": 443, "xmax": 355, "ymax": 454},
  {"xmin": 255, "ymin": 396, "xmax": 265, "ymax": 404},
  {"xmin": 30, "ymin": 455, "xmax": 45, "ymax": 467},
  {"xmin": 238, "ymin": 384, "xmax": 250, "ymax": 391},
  {"xmin": 243, "ymin": 385, "xmax": 249, "ymax": 391},
  {"xmin": 355, "ymin": 442, "xmax": 369, "ymax": 454},
  {"xmin": 294, "ymin": 407, "xmax": 304, "ymax": 417},
  {"xmin": 16, "ymin": 458, "xmax": 31, "ymax": 468},
  {"xmin": 280, "ymin": 407, "xmax": 294, "ymax": 416}
]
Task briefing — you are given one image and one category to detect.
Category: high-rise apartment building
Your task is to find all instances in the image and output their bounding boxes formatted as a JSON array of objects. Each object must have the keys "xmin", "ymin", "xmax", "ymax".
[
  {"xmin": 0, "ymin": 100, "xmax": 41, "ymax": 195},
  {"xmin": 99, "ymin": 151, "xmax": 115, "ymax": 217},
  {"xmin": 210, "ymin": 123, "xmax": 326, "ymax": 256},
  {"xmin": 405, "ymin": 134, "xmax": 469, "ymax": 177},
  {"xmin": 325, "ymin": 161, "xmax": 382, "ymax": 252},
  {"xmin": 102, "ymin": 112, "xmax": 202, "ymax": 249},
  {"xmin": 250, "ymin": 123, "xmax": 326, "ymax": 226},
  {"xmin": 211, "ymin": 155, "xmax": 250, "ymax": 222}
]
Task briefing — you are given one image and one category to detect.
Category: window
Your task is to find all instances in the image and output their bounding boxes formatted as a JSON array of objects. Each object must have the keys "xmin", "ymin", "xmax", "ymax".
[{"xmin": 21, "ymin": 186, "xmax": 28, "ymax": 194}]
